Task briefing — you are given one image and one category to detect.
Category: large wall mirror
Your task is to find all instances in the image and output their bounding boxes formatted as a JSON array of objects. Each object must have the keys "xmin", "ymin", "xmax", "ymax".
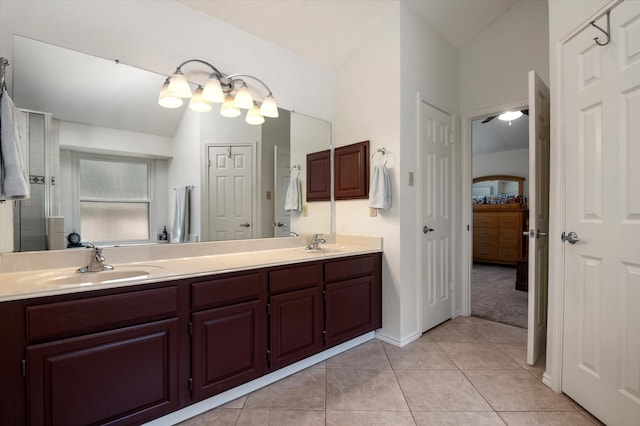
[
  {"xmin": 10, "ymin": 35, "xmax": 332, "ymax": 251},
  {"xmin": 472, "ymin": 175, "xmax": 524, "ymax": 203}
]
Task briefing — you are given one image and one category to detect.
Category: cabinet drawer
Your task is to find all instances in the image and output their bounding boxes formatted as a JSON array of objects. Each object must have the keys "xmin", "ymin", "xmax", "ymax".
[
  {"xmin": 269, "ymin": 263, "xmax": 322, "ymax": 294},
  {"xmin": 474, "ymin": 227, "xmax": 497, "ymax": 239},
  {"xmin": 498, "ymin": 228, "xmax": 521, "ymax": 248},
  {"xmin": 498, "ymin": 247, "xmax": 520, "ymax": 263},
  {"xmin": 473, "ymin": 244, "xmax": 498, "ymax": 260},
  {"xmin": 498, "ymin": 212, "xmax": 521, "ymax": 229},
  {"xmin": 325, "ymin": 255, "xmax": 375, "ymax": 282},
  {"xmin": 473, "ymin": 213, "xmax": 498, "ymax": 228},
  {"xmin": 192, "ymin": 272, "xmax": 262, "ymax": 311},
  {"xmin": 26, "ymin": 286, "xmax": 178, "ymax": 342}
]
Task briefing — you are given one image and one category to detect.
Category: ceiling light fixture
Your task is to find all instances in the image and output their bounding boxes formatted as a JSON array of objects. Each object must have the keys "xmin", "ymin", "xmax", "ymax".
[
  {"xmin": 158, "ymin": 59, "xmax": 279, "ymax": 125},
  {"xmin": 498, "ymin": 110, "xmax": 523, "ymax": 126}
]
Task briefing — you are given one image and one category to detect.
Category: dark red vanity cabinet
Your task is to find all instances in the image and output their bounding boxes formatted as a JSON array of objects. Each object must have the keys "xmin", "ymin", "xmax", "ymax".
[
  {"xmin": 324, "ymin": 253, "xmax": 382, "ymax": 347},
  {"xmin": 268, "ymin": 262, "xmax": 324, "ymax": 369},
  {"xmin": 190, "ymin": 271, "xmax": 267, "ymax": 401},
  {"xmin": 23, "ymin": 284, "xmax": 184, "ymax": 426}
]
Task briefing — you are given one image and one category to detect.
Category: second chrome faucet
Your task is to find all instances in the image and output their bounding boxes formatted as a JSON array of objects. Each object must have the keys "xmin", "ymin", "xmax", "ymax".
[
  {"xmin": 305, "ymin": 234, "xmax": 327, "ymax": 251},
  {"xmin": 77, "ymin": 243, "xmax": 114, "ymax": 273}
]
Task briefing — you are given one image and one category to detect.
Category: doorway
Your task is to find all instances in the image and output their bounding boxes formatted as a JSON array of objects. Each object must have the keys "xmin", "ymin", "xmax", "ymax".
[{"xmin": 470, "ymin": 109, "xmax": 529, "ymax": 329}]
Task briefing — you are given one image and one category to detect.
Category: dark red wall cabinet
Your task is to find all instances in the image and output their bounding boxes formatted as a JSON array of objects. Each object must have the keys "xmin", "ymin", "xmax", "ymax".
[
  {"xmin": 0, "ymin": 253, "xmax": 381, "ymax": 425},
  {"xmin": 306, "ymin": 149, "xmax": 331, "ymax": 201},
  {"xmin": 334, "ymin": 140, "xmax": 370, "ymax": 200}
]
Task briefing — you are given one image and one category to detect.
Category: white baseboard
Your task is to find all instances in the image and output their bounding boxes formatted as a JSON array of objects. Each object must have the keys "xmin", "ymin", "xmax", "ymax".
[
  {"xmin": 144, "ymin": 332, "xmax": 375, "ymax": 426},
  {"xmin": 375, "ymin": 329, "xmax": 421, "ymax": 347}
]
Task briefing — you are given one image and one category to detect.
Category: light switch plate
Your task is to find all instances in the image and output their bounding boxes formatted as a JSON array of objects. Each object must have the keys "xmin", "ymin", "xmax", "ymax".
[
  {"xmin": 302, "ymin": 205, "xmax": 308, "ymax": 216},
  {"xmin": 408, "ymin": 172, "xmax": 414, "ymax": 186}
]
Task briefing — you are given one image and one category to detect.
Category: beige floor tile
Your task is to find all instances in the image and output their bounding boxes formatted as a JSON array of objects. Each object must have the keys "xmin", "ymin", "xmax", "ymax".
[
  {"xmin": 326, "ymin": 410, "xmax": 416, "ymax": 425},
  {"xmin": 464, "ymin": 370, "xmax": 574, "ymax": 412},
  {"xmin": 327, "ymin": 340, "xmax": 391, "ymax": 369},
  {"xmin": 578, "ymin": 410, "xmax": 606, "ymax": 425},
  {"xmin": 244, "ymin": 368, "xmax": 325, "ymax": 410},
  {"xmin": 428, "ymin": 322, "xmax": 487, "ymax": 343},
  {"xmin": 395, "ymin": 369, "xmax": 492, "ymax": 412},
  {"xmin": 438, "ymin": 342, "xmax": 522, "ymax": 370},
  {"xmin": 235, "ymin": 408, "xmax": 325, "ymax": 425},
  {"xmin": 326, "ymin": 368, "xmax": 409, "ymax": 411},
  {"xmin": 497, "ymin": 411, "xmax": 595, "ymax": 425},
  {"xmin": 177, "ymin": 408, "xmax": 241, "ymax": 425},
  {"xmin": 413, "ymin": 411, "xmax": 506, "ymax": 425},
  {"xmin": 470, "ymin": 322, "xmax": 527, "ymax": 343},
  {"xmin": 382, "ymin": 339, "xmax": 457, "ymax": 369},
  {"xmin": 494, "ymin": 342, "xmax": 546, "ymax": 379},
  {"xmin": 219, "ymin": 395, "xmax": 246, "ymax": 409}
]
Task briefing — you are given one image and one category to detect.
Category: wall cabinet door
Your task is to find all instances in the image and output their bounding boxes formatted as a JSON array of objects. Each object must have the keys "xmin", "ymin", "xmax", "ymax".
[
  {"xmin": 26, "ymin": 318, "xmax": 179, "ymax": 426},
  {"xmin": 191, "ymin": 300, "xmax": 265, "ymax": 401},
  {"xmin": 325, "ymin": 275, "xmax": 379, "ymax": 347},
  {"xmin": 269, "ymin": 286, "xmax": 323, "ymax": 370}
]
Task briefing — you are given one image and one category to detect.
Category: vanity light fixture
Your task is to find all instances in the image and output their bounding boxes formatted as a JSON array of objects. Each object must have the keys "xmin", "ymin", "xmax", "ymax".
[
  {"xmin": 158, "ymin": 59, "xmax": 279, "ymax": 125},
  {"xmin": 498, "ymin": 110, "xmax": 523, "ymax": 126}
]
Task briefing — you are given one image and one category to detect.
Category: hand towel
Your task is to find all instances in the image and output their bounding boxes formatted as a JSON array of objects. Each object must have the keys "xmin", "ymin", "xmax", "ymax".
[
  {"xmin": 284, "ymin": 175, "xmax": 301, "ymax": 211},
  {"xmin": 171, "ymin": 186, "xmax": 190, "ymax": 243},
  {"xmin": 0, "ymin": 88, "xmax": 30, "ymax": 201},
  {"xmin": 368, "ymin": 163, "xmax": 391, "ymax": 210}
]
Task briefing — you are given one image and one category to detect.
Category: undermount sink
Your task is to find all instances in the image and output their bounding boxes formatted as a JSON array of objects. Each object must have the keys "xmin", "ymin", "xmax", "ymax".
[
  {"xmin": 303, "ymin": 247, "xmax": 344, "ymax": 255},
  {"xmin": 43, "ymin": 269, "xmax": 154, "ymax": 287}
]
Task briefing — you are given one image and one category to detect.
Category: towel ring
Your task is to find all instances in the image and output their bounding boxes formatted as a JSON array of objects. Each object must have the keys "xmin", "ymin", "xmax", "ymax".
[
  {"xmin": 290, "ymin": 164, "xmax": 301, "ymax": 176},
  {"xmin": 371, "ymin": 148, "xmax": 388, "ymax": 166}
]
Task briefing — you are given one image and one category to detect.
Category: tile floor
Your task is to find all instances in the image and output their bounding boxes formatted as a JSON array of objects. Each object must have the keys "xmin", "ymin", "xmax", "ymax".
[{"xmin": 178, "ymin": 316, "xmax": 603, "ymax": 425}]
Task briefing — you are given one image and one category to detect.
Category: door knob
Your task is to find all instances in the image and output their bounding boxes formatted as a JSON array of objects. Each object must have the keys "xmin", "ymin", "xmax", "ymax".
[
  {"xmin": 240, "ymin": 223, "xmax": 251, "ymax": 228},
  {"xmin": 275, "ymin": 222, "xmax": 286, "ymax": 227},
  {"xmin": 561, "ymin": 231, "xmax": 579, "ymax": 244},
  {"xmin": 423, "ymin": 226, "xmax": 434, "ymax": 234}
]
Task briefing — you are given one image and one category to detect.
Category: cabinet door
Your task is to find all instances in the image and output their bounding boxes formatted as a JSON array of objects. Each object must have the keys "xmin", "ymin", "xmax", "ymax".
[
  {"xmin": 27, "ymin": 318, "xmax": 179, "ymax": 426},
  {"xmin": 270, "ymin": 286, "xmax": 323, "ymax": 370},
  {"xmin": 334, "ymin": 140, "xmax": 369, "ymax": 200},
  {"xmin": 191, "ymin": 300, "xmax": 265, "ymax": 400},
  {"xmin": 325, "ymin": 275, "xmax": 379, "ymax": 347}
]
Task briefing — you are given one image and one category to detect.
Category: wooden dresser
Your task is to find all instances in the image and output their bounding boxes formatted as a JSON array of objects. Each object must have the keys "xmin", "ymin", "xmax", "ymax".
[{"xmin": 473, "ymin": 205, "xmax": 528, "ymax": 265}]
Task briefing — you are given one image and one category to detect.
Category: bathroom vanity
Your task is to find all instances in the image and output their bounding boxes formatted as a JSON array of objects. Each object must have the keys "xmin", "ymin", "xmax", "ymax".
[{"xmin": 0, "ymin": 237, "xmax": 382, "ymax": 425}]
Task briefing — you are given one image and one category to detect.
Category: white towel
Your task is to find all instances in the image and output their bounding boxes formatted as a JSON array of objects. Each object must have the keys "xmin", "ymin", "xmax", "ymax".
[
  {"xmin": 284, "ymin": 175, "xmax": 301, "ymax": 212},
  {"xmin": 171, "ymin": 186, "xmax": 190, "ymax": 243},
  {"xmin": 0, "ymin": 88, "xmax": 30, "ymax": 201},
  {"xmin": 368, "ymin": 163, "xmax": 391, "ymax": 210}
]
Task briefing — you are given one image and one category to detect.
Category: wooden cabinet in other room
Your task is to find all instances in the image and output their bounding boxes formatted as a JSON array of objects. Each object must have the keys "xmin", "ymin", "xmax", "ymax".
[{"xmin": 473, "ymin": 207, "xmax": 528, "ymax": 265}]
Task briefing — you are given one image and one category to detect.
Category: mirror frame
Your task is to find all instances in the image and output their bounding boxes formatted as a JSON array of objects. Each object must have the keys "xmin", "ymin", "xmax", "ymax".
[{"xmin": 472, "ymin": 175, "xmax": 525, "ymax": 197}]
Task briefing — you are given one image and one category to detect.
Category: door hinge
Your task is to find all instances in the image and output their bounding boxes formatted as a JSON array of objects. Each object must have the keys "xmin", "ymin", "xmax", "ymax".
[
  {"xmin": 322, "ymin": 330, "xmax": 327, "ymax": 343},
  {"xmin": 323, "ymin": 290, "xmax": 326, "ymax": 301},
  {"xmin": 188, "ymin": 377, "xmax": 193, "ymax": 392},
  {"xmin": 266, "ymin": 350, "xmax": 271, "ymax": 365},
  {"xmin": 467, "ymin": 224, "xmax": 470, "ymax": 231},
  {"xmin": 21, "ymin": 359, "xmax": 26, "ymax": 377},
  {"xmin": 267, "ymin": 303, "xmax": 271, "ymax": 315},
  {"xmin": 188, "ymin": 321, "xmax": 192, "ymax": 336}
]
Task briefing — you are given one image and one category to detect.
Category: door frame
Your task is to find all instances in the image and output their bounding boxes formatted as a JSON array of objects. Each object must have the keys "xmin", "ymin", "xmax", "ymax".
[
  {"xmin": 460, "ymin": 98, "xmax": 528, "ymax": 318},
  {"xmin": 200, "ymin": 141, "xmax": 259, "ymax": 241},
  {"xmin": 416, "ymin": 94, "xmax": 457, "ymax": 334},
  {"xmin": 545, "ymin": 0, "xmax": 621, "ymax": 394}
]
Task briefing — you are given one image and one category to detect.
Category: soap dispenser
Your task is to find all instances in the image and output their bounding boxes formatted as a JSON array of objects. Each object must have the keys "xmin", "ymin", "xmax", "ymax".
[{"xmin": 160, "ymin": 226, "xmax": 168, "ymax": 241}]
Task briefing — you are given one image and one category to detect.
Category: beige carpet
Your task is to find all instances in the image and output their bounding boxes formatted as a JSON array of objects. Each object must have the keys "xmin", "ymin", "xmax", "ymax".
[{"xmin": 471, "ymin": 264, "xmax": 528, "ymax": 329}]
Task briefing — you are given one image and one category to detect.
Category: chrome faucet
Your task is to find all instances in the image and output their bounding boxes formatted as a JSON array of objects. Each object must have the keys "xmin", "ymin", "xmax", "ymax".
[
  {"xmin": 305, "ymin": 234, "xmax": 327, "ymax": 251},
  {"xmin": 77, "ymin": 243, "xmax": 114, "ymax": 273}
]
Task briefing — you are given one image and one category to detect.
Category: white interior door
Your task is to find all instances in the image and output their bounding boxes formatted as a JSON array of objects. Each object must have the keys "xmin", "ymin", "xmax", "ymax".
[
  {"xmin": 420, "ymin": 99, "xmax": 454, "ymax": 332},
  {"xmin": 207, "ymin": 145, "xmax": 254, "ymax": 240},
  {"xmin": 527, "ymin": 70, "xmax": 550, "ymax": 365},
  {"xmin": 273, "ymin": 145, "xmax": 291, "ymax": 237},
  {"xmin": 561, "ymin": 2, "xmax": 640, "ymax": 424}
]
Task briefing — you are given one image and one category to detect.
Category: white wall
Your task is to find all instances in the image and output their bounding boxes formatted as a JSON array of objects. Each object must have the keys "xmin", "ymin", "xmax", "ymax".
[
  {"xmin": 473, "ymin": 148, "xmax": 530, "ymax": 199},
  {"xmin": 460, "ymin": 0, "xmax": 549, "ymax": 114}
]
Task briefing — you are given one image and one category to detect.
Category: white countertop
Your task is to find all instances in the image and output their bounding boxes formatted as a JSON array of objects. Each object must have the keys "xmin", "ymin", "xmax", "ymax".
[{"xmin": 0, "ymin": 236, "xmax": 382, "ymax": 302}]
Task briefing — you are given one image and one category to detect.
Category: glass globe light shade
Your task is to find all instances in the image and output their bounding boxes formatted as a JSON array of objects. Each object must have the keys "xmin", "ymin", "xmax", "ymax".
[
  {"xmin": 245, "ymin": 105, "xmax": 265, "ymax": 125},
  {"xmin": 189, "ymin": 86, "xmax": 212, "ymax": 112},
  {"xmin": 166, "ymin": 70, "xmax": 192, "ymax": 98},
  {"xmin": 158, "ymin": 81, "xmax": 184, "ymax": 108},
  {"xmin": 202, "ymin": 77, "xmax": 225, "ymax": 103},
  {"xmin": 220, "ymin": 94, "xmax": 241, "ymax": 118},
  {"xmin": 498, "ymin": 111, "xmax": 523, "ymax": 121},
  {"xmin": 259, "ymin": 95, "xmax": 279, "ymax": 118},
  {"xmin": 233, "ymin": 84, "xmax": 254, "ymax": 109}
]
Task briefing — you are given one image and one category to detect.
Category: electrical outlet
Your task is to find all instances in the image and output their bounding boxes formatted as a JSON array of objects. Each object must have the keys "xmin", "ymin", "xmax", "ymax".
[
  {"xmin": 408, "ymin": 172, "xmax": 414, "ymax": 186},
  {"xmin": 266, "ymin": 191, "xmax": 271, "ymax": 200},
  {"xmin": 369, "ymin": 208, "xmax": 378, "ymax": 217},
  {"xmin": 302, "ymin": 205, "xmax": 308, "ymax": 216}
]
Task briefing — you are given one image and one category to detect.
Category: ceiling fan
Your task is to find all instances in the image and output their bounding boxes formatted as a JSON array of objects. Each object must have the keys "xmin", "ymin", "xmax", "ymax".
[{"xmin": 481, "ymin": 108, "xmax": 529, "ymax": 123}]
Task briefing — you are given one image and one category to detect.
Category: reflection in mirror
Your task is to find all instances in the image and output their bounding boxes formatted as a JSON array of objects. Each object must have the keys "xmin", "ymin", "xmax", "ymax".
[
  {"xmin": 472, "ymin": 175, "xmax": 524, "ymax": 205},
  {"xmin": 10, "ymin": 35, "xmax": 331, "ymax": 252}
]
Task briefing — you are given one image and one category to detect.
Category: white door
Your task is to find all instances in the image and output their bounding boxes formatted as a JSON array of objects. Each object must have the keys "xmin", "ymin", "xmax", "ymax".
[
  {"xmin": 207, "ymin": 145, "xmax": 254, "ymax": 240},
  {"xmin": 273, "ymin": 145, "xmax": 291, "ymax": 237},
  {"xmin": 562, "ymin": 2, "xmax": 640, "ymax": 424},
  {"xmin": 527, "ymin": 70, "xmax": 551, "ymax": 365},
  {"xmin": 420, "ymin": 99, "xmax": 454, "ymax": 332}
]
